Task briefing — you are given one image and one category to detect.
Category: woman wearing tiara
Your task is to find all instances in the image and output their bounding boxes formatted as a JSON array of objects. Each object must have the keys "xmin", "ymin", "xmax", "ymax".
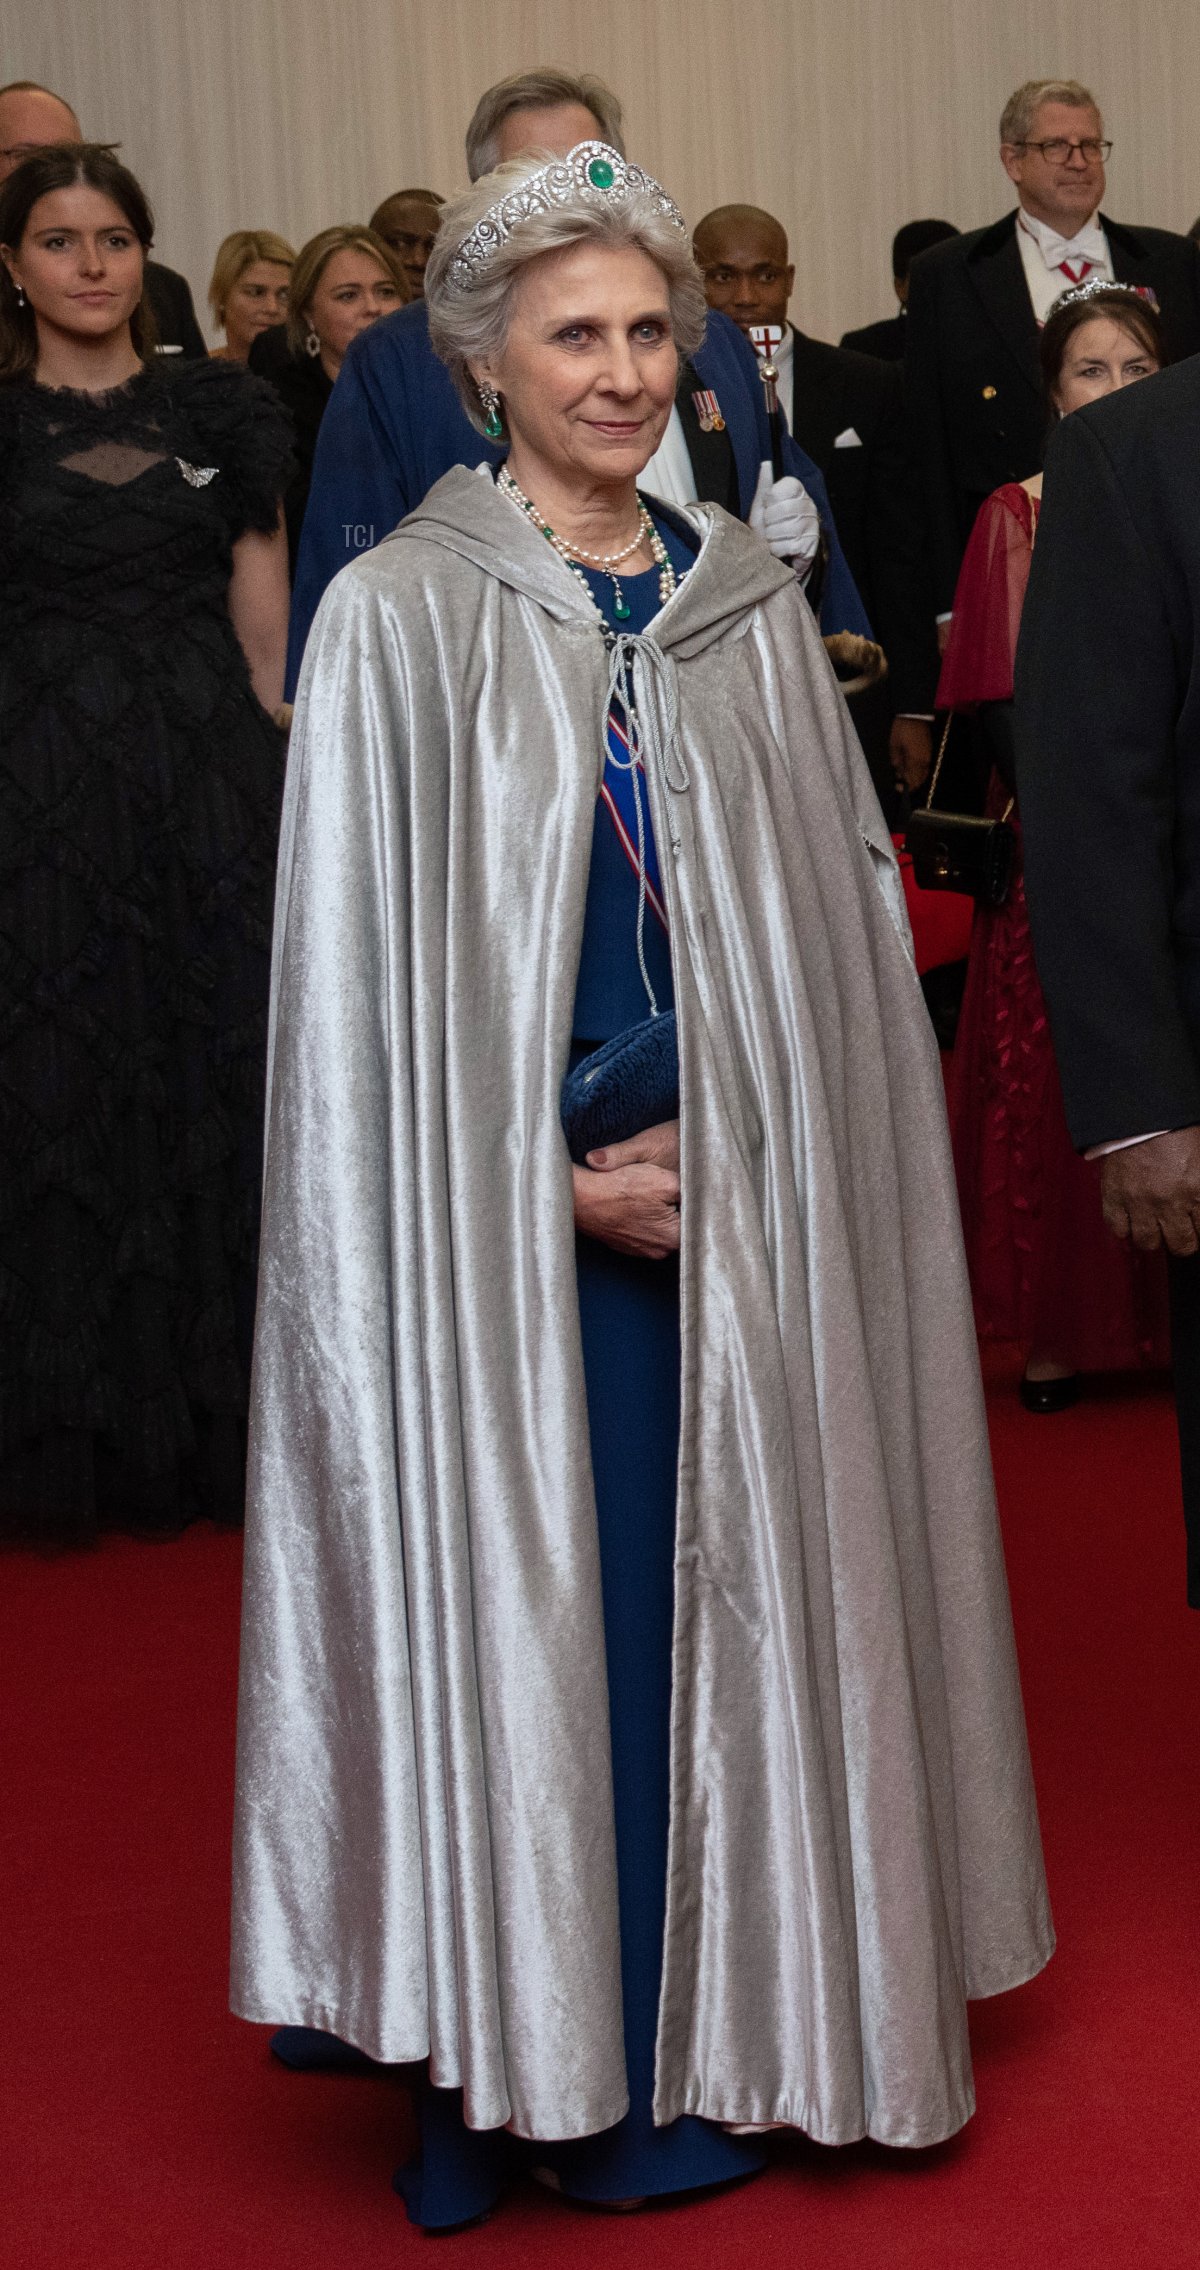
[
  {"xmin": 942, "ymin": 281, "xmax": 1171, "ymax": 1412},
  {"xmin": 232, "ymin": 144, "xmax": 1052, "ymax": 2228}
]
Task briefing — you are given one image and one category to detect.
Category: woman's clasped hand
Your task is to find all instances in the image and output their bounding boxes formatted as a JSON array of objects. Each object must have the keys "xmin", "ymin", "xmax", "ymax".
[{"xmin": 572, "ymin": 1119, "xmax": 681, "ymax": 1259}]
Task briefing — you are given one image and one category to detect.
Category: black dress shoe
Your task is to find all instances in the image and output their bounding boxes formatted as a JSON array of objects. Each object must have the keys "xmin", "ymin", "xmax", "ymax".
[
  {"xmin": 270, "ymin": 2026, "xmax": 377, "ymax": 2073},
  {"xmin": 1019, "ymin": 1371, "xmax": 1081, "ymax": 1415}
]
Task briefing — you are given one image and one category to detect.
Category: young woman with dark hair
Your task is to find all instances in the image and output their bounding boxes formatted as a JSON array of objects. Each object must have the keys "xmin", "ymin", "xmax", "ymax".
[
  {"xmin": 0, "ymin": 145, "xmax": 292, "ymax": 1543},
  {"xmin": 940, "ymin": 282, "xmax": 1170, "ymax": 1410},
  {"xmin": 1038, "ymin": 280, "xmax": 1163, "ymax": 397},
  {"xmin": 0, "ymin": 139, "xmax": 157, "ymax": 378}
]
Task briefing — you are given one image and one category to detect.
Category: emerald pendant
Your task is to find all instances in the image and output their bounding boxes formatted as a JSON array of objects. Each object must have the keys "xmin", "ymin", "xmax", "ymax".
[{"xmin": 613, "ymin": 589, "xmax": 631, "ymax": 621}]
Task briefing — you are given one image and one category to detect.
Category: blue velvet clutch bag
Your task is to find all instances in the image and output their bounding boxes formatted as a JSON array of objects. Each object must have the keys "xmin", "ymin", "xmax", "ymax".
[{"xmin": 560, "ymin": 1011, "xmax": 679, "ymax": 1165}]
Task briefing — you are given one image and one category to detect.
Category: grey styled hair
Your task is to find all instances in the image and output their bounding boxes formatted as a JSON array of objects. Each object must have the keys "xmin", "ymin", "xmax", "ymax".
[
  {"xmin": 465, "ymin": 68, "xmax": 625, "ymax": 180},
  {"xmin": 1000, "ymin": 79, "xmax": 1101, "ymax": 146},
  {"xmin": 426, "ymin": 152, "xmax": 707, "ymax": 436}
]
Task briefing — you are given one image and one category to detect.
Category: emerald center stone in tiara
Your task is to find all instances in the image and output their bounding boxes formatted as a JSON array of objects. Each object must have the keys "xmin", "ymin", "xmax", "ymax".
[{"xmin": 587, "ymin": 157, "xmax": 616, "ymax": 190}]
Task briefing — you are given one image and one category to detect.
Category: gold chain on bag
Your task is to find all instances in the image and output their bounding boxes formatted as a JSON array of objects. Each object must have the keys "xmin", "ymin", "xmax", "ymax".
[{"xmin": 923, "ymin": 711, "xmax": 1014, "ymax": 823}]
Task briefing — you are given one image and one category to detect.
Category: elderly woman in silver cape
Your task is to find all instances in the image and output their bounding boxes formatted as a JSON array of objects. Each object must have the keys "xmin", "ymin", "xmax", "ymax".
[{"xmin": 232, "ymin": 145, "xmax": 1053, "ymax": 2227}]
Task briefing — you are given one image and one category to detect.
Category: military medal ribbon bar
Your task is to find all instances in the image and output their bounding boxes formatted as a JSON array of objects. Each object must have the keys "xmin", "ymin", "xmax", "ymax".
[{"xmin": 691, "ymin": 388, "xmax": 726, "ymax": 433}]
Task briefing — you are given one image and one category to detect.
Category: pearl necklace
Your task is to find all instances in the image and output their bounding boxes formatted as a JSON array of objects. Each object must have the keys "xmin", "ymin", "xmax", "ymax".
[
  {"xmin": 497, "ymin": 465, "xmax": 677, "ymax": 622},
  {"xmin": 555, "ymin": 519, "xmax": 647, "ymax": 569}
]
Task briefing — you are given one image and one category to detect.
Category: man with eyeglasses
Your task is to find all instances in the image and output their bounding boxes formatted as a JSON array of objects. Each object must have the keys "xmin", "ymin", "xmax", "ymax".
[{"xmin": 906, "ymin": 76, "xmax": 1200, "ymax": 635}]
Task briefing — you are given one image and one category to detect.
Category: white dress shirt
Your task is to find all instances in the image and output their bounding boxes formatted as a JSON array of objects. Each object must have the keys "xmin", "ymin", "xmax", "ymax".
[
  {"xmin": 1015, "ymin": 207, "xmax": 1113, "ymax": 326},
  {"xmin": 639, "ymin": 405, "xmax": 699, "ymax": 508}
]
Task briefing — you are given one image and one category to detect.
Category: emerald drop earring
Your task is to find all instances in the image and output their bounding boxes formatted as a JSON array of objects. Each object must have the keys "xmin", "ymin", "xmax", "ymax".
[{"xmin": 478, "ymin": 381, "xmax": 504, "ymax": 441}]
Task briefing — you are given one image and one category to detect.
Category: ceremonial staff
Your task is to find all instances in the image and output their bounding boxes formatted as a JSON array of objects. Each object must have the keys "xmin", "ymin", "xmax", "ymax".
[
  {"xmin": 748, "ymin": 320, "xmax": 828, "ymax": 613},
  {"xmin": 748, "ymin": 323, "xmax": 884, "ymax": 694},
  {"xmin": 747, "ymin": 322, "xmax": 787, "ymax": 480}
]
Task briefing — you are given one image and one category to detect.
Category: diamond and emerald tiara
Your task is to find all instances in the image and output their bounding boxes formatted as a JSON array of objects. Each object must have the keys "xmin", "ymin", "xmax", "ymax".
[{"xmin": 446, "ymin": 141, "xmax": 687, "ymax": 292}]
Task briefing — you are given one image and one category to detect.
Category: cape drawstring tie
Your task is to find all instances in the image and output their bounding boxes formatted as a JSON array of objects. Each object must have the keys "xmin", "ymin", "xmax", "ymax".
[{"xmin": 602, "ymin": 633, "xmax": 689, "ymax": 1018}]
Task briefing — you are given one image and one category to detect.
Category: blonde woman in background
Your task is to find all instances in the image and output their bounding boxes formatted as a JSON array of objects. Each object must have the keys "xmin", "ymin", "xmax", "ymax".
[
  {"xmin": 289, "ymin": 224, "xmax": 403, "ymax": 377},
  {"xmin": 208, "ymin": 228, "xmax": 294, "ymax": 361},
  {"xmin": 248, "ymin": 224, "xmax": 403, "ymax": 571}
]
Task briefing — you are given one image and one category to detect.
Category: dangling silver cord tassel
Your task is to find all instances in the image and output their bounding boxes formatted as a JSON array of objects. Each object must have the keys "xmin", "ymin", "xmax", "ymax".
[
  {"xmin": 607, "ymin": 639, "xmax": 658, "ymax": 1017},
  {"xmin": 603, "ymin": 634, "xmax": 692, "ymax": 1015}
]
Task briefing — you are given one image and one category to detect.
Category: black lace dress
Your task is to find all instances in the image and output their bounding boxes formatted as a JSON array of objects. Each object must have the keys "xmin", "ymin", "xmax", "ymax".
[{"xmin": 0, "ymin": 358, "xmax": 292, "ymax": 1545}]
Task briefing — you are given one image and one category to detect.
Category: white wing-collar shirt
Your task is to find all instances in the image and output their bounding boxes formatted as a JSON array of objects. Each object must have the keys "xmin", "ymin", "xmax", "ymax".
[{"xmin": 1016, "ymin": 206, "xmax": 1113, "ymax": 326}]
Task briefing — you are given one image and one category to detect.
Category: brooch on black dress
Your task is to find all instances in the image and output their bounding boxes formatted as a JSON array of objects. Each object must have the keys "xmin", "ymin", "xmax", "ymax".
[{"xmin": 176, "ymin": 457, "xmax": 218, "ymax": 487}]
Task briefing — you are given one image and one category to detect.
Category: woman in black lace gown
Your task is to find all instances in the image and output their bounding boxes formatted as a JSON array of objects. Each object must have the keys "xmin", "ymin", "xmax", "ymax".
[{"xmin": 0, "ymin": 145, "xmax": 292, "ymax": 1545}]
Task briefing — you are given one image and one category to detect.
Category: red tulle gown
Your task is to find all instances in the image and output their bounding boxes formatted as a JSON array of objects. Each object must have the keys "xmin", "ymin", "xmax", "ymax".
[{"xmin": 940, "ymin": 482, "xmax": 1170, "ymax": 1372}]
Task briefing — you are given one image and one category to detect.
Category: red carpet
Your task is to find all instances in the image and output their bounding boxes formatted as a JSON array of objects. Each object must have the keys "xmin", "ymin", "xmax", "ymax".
[{"xmin": 5, "ymin": 1345, "xmax": 1197, "ymax": 2269}]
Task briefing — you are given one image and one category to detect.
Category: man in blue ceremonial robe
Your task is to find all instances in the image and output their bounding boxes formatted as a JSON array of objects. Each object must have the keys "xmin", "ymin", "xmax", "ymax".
[{"xmin": 286, "ymin": 67, "xmax": 869, "ymax": 691}]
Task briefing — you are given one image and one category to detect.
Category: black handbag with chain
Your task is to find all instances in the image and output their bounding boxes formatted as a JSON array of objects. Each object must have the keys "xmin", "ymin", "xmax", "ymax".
[{"xmin": 905, "ymin": 713, "xmax": 1016, "ymax": 909}]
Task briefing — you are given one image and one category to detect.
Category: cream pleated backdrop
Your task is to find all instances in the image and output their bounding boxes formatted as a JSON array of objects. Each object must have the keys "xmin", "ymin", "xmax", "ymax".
[{"xmin": 7, "ymin": 0, "xmax": 1199, "ymax": 347}]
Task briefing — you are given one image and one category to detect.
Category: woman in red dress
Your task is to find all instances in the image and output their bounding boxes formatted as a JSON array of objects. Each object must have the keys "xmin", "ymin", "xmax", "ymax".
[{"xmin": 941, "ymin": 283, "xmax": 1171, "ymax": 1411}]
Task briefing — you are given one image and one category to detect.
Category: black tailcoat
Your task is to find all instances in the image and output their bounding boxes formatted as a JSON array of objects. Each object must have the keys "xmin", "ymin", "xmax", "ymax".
[
  {"xmin": 145, "ymin": 261, "xmax": 208, "ymax": 361},
  {"xmin": 906, "ymin": 211, "xmax": 1200, "ymax": 612},
  {"xmin": 786, "ymin": 327, "xmax": 937, "ymax": 715},
  {"xmin": 674, "ymin": 359, "xmax": 740, "ymax": 511},
  {"xmin": 839, "ymin": 312, "xmax": 907, "ymax": 362},
  {"xmin": 1014, "ymin": 354, "xmax": 1200, "ymax": 1604}
]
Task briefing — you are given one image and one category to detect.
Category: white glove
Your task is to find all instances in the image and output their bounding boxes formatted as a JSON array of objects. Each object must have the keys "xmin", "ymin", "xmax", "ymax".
[{"xmin": 748, "ymin": 460, "xmax": 821, "ymax": 575}]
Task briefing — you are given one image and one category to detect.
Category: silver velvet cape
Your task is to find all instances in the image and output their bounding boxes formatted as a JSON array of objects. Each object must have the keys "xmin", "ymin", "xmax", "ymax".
[{"xmin": 232, "ymin": 468, "xmax": 1053, "ymax": 2149}]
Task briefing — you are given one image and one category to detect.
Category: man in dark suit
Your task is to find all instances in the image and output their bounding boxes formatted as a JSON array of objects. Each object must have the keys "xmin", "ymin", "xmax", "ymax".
[
  {"xmin": 1014, "ymin": 355, "xmax": 1200, "ymax": 1606},
  {"xmin": 0, "ymin": 77, "xmax": 207, "ymax": 359},
  {"xmin": 695, "ymin": 202, "xmax": 939, "ymax": 803},
  {"xmin": 142, "ymin": 261, "xmax": 207, "ymax": 358},
  {"xmin": 841, "ymin": 219, "xmax": 959, "ymax": 362},
  {"xmin": 907, "ymin": 75, "xmax": 1200, "ymax": 625},
  {"xmin": 369, "ymin": 187, "xmax": 444, "ymax": 301}
]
